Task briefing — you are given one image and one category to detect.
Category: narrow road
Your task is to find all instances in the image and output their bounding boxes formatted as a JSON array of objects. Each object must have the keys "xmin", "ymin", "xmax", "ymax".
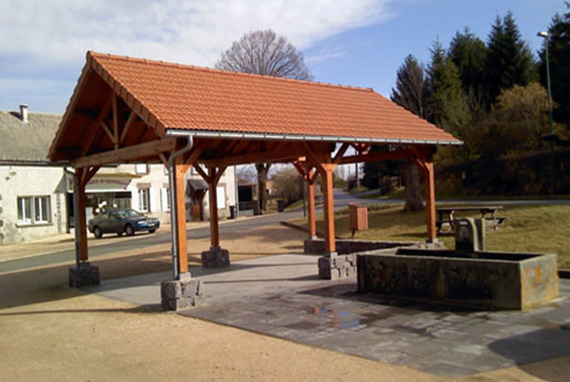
[{"xmin": 3, "ymin": 189, "xmax": 568, "ymax": 273}]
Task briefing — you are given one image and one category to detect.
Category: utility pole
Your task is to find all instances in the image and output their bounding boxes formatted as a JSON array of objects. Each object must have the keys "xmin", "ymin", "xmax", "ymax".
[{"xmin": 538, "ymin": 31, "xmax": 556, "ymax": 194}]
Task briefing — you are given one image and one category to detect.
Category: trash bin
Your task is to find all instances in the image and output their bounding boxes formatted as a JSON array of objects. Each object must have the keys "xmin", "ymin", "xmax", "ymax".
[
  {"xmin": 277, "ymin": 199, "xmax": 284, "ymax": 212},
  {"xmin": 229, "ymin": 205, "xmax": 237, "ymax": 219},
  {"xmin": 349, "ymin": 203, "xmax": 368, "ymax": 236}
]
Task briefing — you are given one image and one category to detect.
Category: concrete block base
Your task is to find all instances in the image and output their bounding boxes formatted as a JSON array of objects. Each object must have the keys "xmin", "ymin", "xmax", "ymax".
[
  {"xmin": 201, "ymin": 246, "xmax": 230, "ymax": 268},
  {"xmin": 318, "ymin": 254, "xmax": 358, "ymax": 280},
  {"xmin": 69, "ymin": 262, "xmax": 100, "ymax": 288},
  {"xmin": 161, "ymin": 277, "xmax": 205, "ymax": 311}
]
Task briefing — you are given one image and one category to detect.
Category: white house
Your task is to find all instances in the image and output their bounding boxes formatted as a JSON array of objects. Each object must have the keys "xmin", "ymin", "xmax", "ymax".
[{"xmin": 0, "ymin": 106, "xmax": 236, "ymax": 245}]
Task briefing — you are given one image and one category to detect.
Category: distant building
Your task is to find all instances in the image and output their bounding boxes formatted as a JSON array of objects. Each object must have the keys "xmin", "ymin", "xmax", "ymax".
[{"xmin": 0, "ymin": 106, "xmax": 236, "ymax": 245}]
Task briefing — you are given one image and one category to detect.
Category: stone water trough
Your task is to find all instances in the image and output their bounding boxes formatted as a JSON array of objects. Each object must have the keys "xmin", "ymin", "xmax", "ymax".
[{"xmin": 357, "ymin": 219, "xmax": 559, "ymax": 310}]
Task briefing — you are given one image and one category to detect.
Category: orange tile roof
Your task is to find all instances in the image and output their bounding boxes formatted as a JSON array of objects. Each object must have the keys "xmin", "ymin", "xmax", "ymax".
[{"xmin": 85, "ymin": 51, "xmax": 461, "ymax": 144}]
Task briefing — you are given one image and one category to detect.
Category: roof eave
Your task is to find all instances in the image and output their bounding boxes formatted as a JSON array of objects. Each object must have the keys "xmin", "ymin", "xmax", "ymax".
[{"xmin": 165, "ymin": 128, "xmax": 463, "ymax": 146}]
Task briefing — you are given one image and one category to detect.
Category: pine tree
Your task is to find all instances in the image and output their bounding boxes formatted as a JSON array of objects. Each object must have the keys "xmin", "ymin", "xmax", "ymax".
[
  {"xmin": 449, "ymin": 28, "xmax": 487, "ymax": 100},
  {"xmin": 390, "ymin": 55, "xmax": 430, "ymax": 211},
  {"xmin": 390, "ymin": 55, "xmax": 430, "ymax": 119},
  {"xmin": 428, "ymin": 40, "xmax": 469, "ymax": 135},
  {"xmin": 484, "ymin": 13, "xmax": 536, "ymax": 106}
]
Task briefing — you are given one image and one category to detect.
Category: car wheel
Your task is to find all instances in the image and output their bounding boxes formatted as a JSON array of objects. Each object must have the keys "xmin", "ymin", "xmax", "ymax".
[
  {"xmin": 148, "ymin": 229, "xmax": 156, "ymax": 234},
  {"xmin": 125, "ymin": 224, "xmax": 135, "ymax": 236},
  {"xmin": 93, "ymin": 226, "xmax": 103, "ymax": 239}
]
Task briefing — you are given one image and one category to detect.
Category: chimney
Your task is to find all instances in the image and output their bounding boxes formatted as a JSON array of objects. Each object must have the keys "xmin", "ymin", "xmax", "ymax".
[{"xmin": 20, "ymin": 104, "xmax": 28, "ymax": 123}]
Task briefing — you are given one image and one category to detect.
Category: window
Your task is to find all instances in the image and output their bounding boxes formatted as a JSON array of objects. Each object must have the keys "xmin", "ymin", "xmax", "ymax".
[
  {"xmin": 17, "ymin": 196, "xmax": 50, "ymax": 224},
  {"xmin": 161, "ymin": 187, "xmax": 171, "ymax": 211},
  {"xmin": 138, "ymin": 188, "xmax": 150, "ymax": 212},
  {"xmin": 135, "ymin": 163, "xmax": 149, "ymax": 174}
]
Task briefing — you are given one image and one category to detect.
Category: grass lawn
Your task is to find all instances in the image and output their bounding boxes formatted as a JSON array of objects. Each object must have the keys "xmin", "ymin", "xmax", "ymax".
[{"xmin": 294, "ymin": 204, "xmax": 570, "ymax": 269}]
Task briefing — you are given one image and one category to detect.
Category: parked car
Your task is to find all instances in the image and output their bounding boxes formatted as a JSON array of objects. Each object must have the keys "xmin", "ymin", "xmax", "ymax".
[{"xmin": 88, "ymin": 209, "xmax": 160, "ymax": 239}]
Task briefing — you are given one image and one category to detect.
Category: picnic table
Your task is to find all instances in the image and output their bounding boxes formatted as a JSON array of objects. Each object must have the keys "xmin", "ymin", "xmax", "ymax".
[{"xmin": 436, "ymin": 205, "xmax": 506, "ymax": 233}]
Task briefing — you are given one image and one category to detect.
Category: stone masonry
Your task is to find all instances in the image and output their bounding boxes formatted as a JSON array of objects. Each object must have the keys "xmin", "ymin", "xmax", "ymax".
[
  {"xmin": 161, "ymin": 276, "xmax": 205, "ymax": 311},
  {"xmin": 69, "ymin": 262, "xmax": 100, "ymax": 288},
  {"xmin": 314, "ymin": 239, "xmax": 446, "ymax": 280},
  {"xmin": 201, "ymin": 246, "xmax": 230, "ymax": 268}
]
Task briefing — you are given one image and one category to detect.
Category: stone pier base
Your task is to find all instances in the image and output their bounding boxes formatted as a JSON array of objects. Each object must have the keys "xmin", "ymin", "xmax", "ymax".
[
  {"xmin": 69, "ymin": 262, "xmax": 100, "ymax": 288},
  {"xmin": 318, "ymin": 255, "xmax": 358, "ymax": 280},
  {"xmin": 161, "ymin": 276, "xmax": 205, "ymax": 311},
  {"xmin": 201, "ymin": 246, "xmax": 230, "ymax": 268}
]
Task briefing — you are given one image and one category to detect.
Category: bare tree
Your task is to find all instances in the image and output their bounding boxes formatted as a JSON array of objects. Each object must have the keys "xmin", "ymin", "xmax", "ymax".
[{"xmin": 216, "ymin": 30, "xmax": 311, "ymax": 211}]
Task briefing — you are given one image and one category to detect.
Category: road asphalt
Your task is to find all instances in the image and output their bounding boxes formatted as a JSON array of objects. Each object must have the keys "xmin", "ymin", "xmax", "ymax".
[{"xmin": 2, "ymin": 189, "xmax": 568, "ymax": 274}]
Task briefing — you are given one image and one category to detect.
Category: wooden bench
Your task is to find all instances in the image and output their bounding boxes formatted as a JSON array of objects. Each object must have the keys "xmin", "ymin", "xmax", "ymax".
[{"xmin": 436, "ymin": 205, "xmax": 506, "ymax": 233}]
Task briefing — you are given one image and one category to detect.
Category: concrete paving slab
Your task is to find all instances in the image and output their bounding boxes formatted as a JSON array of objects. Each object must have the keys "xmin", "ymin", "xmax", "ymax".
[{"xmin": 90, "ymin": 254, "xmax": 570, "ymax": 377}]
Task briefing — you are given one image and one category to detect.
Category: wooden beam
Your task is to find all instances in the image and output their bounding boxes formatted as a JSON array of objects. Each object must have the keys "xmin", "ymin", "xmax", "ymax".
[
  {"xmin": 159, "ymin": 152, "xmax": 169, "ymax": 168},
  {"xmin": 307, "ymin": 168, "xmax": 317, "ymax": 239},
  {"xmin": 208, "ymin": 167, "xmax": 220, "ymax": 248},
  {"xmin": 333, "ymin": 143, "xmax": 350, "ymax": 165},
  {"xmin": 81, "ymin": 166, "xmax": 100, "ymax": 188},
  {"xmin": 321, "ymin": 163, "xmax": 336, "ymax": 255},
  {"xmin": 112, "ymin": 95, "xmax": 119, "ymax": 149},
  {"xmin": 193, "ymin": 164, "xmax": 210, "ymax": 183},
  {"xmin": 80, "ymin": 98, "xmax": 113, "ymax": 156},
  {"xmin": 202, "ymin": 146, "xmax": 303, "ymax": 167},
  {"xmin": 340, "ymin": 149, "xmax": 412, "ymax": 164},
  {"xmin": 72, "ymin": 137, "xmax": 177, "ymax": 168},
  {"xmin": 174, "ymin": 155, "xmax": 189, "ymax": 274},
  {"xmin": 213, "ymin": 166, "xmax": 227, "ymax": 186},
  {"xmin": 75, "ymin": 167, "xmax": 88, "ymax": 262},
  {"xmin": 120, "ymin": 111, "xmax": 136, "ymax": 144},
  {"xmin": 424, "ymin": 160, "xmax": 437, "ymax": 241},
  {"xmin": 100, "ymin": 120, "xmax": 117, "ymax": 145}
]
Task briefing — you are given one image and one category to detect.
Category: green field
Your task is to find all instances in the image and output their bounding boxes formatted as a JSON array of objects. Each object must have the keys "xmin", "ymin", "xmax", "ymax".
[{"xmin": 295, "ymin": 204, "xmax": 570, "ymax": 269}]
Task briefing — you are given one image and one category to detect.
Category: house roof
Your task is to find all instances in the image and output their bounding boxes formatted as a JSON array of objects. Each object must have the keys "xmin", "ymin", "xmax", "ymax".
[
  {"xmin": 1, "ymin": 110, "xmax": 62, "ymax": 164},
  {"xmin": 50, "ymin": 51, "xmax": 460, "ymax": 162}
]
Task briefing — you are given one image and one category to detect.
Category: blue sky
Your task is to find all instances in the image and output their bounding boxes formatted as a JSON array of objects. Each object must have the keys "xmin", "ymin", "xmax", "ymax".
[{"xmin": 0, "ymin": 0, "xmax": 565, "ymax": 114}]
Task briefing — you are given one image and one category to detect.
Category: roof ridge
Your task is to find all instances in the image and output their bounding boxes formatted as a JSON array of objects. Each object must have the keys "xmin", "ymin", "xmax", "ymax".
[
  {"xmin": 1, "ymin": 110, "xmax": 61, "ymax": 117},
  {"xmin": 87, "ymin": 50, "xmax": 375, "ymax": 94}
]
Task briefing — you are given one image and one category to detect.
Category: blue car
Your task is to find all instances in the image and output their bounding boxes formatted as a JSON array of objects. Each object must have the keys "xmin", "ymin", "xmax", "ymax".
[{"xmin": 88, "ymin": 208, "xmax": 160, "ymax": 239}]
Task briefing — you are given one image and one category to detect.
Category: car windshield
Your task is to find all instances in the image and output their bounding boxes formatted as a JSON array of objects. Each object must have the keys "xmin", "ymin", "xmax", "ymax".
[{"xmin": 124, "ymin": 209, "xmax": 144, "ymax": 218}]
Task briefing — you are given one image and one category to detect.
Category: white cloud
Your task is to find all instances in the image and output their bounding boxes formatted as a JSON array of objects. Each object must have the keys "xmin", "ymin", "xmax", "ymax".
[{"xmin": 0, "ymin": 0, "xmax": 397, "ymax": 68}]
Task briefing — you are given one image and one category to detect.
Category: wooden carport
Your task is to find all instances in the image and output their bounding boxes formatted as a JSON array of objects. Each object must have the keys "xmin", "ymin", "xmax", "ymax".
[{"xmin": 49, "ymin": 52, "xmax": 460, "ymax": 304}]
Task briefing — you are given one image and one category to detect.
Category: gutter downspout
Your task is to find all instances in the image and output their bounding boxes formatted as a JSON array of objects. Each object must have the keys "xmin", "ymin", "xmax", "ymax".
[
  {"xmin": 165, "ymin": 131, "xmax": 194, "ymax": 280},
  {"xmin": 64, "ymin": 166, "xmax": 80, "ymax": 268}
]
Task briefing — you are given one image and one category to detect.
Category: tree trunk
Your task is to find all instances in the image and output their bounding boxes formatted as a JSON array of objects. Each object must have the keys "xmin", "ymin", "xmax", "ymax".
[
  {"xmin": 404, "ymin": 163, "xmax": 424, "ymax": 212},
  {"xmin": 255, "ymin": 163, "xmax": 271, "ymax": 212}
]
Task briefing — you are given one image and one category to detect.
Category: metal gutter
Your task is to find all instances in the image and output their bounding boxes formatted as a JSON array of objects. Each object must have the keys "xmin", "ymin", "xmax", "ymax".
[
  {"xmin": 164, "ymin": 131, "xmax": 194, "ymax": 280},
  {"xmin": 163, "ymin": 129, "xmax": 463, "ymax": 146}
]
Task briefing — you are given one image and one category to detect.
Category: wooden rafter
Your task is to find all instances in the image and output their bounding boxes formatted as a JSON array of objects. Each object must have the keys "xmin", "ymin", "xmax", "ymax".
[
  {"xmin": 159, "ymin": 152, "xmax": 169, "ymax": 168},
  {"xmin": 340, "ymin": 148, "xmax": 413, "ymax": 164},
  {"xmin": 333, "ymin": 143, "xmax": 350, "ymax": 165},
  {"xmin": 112, "ymin": 95, "xmax": 119, "ymax": 149},
  {"xmin": 203, "ymin": 144, "xmax": 304, "ymax": 167},
  {"xmin": 193, "ymin": 164, "xmax": 210, "ymax": 182},
  {"xmin": 100, "ymin": 120, "xmax": 117, "ymax": 146},
  {"xmin": 120, "ymin": 111, "xmax": 136, "ymax": 144},
  {"xmin": 212, "ymin": 166, "xmax": 227, "ymax": 186},
  {"xmin": 80, "ymin": 97, "xmax": 113, "ymax": 156},
  {"xmin": 72, "ymin": 137, "xmax": 177, "ymax": 168}
]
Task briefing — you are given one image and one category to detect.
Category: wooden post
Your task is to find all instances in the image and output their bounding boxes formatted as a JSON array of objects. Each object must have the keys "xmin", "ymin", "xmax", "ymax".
[
  {"xmin": 76, "ymin": 168, "xmax": 88, "ymax": 262},
  {"xmin": 307, "ymin": 169, "xmax": 317, "ymax": 239},
  {"xmin": 424, "ymin": 160, "xmax": 437, "ymax": 242},
  {"xmin": 321, "ymin": 164, "xmax": 336, "ymax": 255},
  {"xmin": 411, "ymin": 147, "xmax": 437, "ymax": 242},
  {"xmin": 208, "ymin": 168, "xmax": 220, "ymax": 248},
  {"xmin": 174, "ymin": 156, "xmax": 189, "ymax": 274}
]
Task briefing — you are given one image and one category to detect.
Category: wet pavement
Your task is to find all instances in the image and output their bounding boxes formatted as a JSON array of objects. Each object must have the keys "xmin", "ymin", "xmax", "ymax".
[{"xmin": 93, "ymin": 254, "xmax": 570, "ymax": 377}]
